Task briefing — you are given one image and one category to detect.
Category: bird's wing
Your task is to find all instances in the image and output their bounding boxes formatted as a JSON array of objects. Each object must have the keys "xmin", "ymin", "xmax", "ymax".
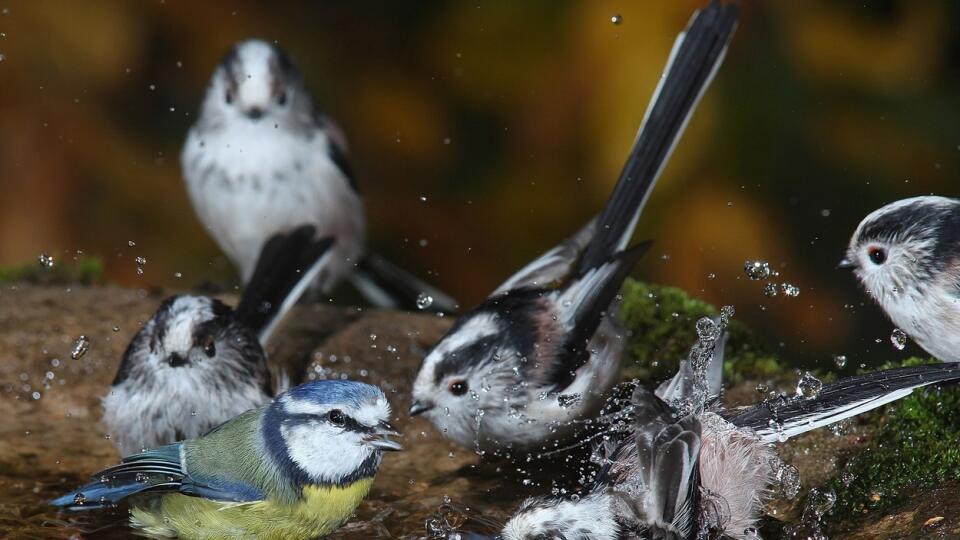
[
  {"xmin": 492, "ymin": 219, "xmax": 597, "ymax": 296},
  {"xmin": 50, "ymin": 444, "xmax": 185, "ymax": 511},
  {"xmin": 235, "ymin": 226, "xmax": 336, "ymax": 344},
  {"xmin": 656, "ymin": 325, "xmax": 727, "ymax": 406},
  {"xmin": 613, "ymin": 386, "xmax": 702, "ymax": 538},
  {"xmin": 726, "ymin": 363, "xmax": 960, "ymax": 443},
  {"xmin": 315, "ymin": 113, "xmax": 359, "ymax": 193},
  {"xmin": 542, "ymin": 242, "xmax": 651, "ymax": 390},
  {"xmin": 576, "ymin": 0, "xmax": 740, "ymax": 275},
  {"xmin": 350, "ymin": 251, "xmax": 459, "ymax": 314}
]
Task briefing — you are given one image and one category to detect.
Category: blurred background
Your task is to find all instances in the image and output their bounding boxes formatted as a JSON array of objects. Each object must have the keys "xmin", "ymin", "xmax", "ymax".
[{"xmin": 0, "ymin": 0, "xmax": 958, "ymax": 371}]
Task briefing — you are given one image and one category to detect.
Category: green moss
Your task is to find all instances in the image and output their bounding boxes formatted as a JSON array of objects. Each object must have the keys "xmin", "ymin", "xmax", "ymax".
[
  {"xmin": 828, "ymin": 362, "xmax": 960, "ymax": 519},
  {"xmin": 618, "ymin": 279, "xmax": 780, "ymax": 383},
  {"xmin": 0, "ymin": 256, "xmax": 103, "ymax": 285}
]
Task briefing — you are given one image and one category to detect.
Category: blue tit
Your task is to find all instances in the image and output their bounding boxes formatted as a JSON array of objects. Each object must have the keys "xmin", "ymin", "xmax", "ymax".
[
  {"xmin": 496, "ymin": 324, "xmax": 960, "ymax": 540},
  {"xmin": 103, "ymin": 227, "xmax": 335, "ymax": 455},
  {"xmin": 409, "ymin": 0, "xmax": 740, "ymax": 454},
  {"xmin": 182, "ymin": 38, "xmax": 456, "ymax": 313},
  {"xmin": 54, "ymin": 380, "xmax": 402, "ymax": 539}
]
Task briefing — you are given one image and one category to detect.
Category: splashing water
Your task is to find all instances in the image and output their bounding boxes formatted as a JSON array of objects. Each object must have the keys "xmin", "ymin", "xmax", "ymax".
[
  {"xmin": 37, "ymin": 253, "xmax": 54, "ymax": 268},
  {"xmin": 796, "ymin": 372, "xmax": 823, "ymax": 399},
  {"xmin": 763, "ymin": 283, "xmax": 778, "ymax": 297},
  {"xmin": 416, "ymin": 293, "xmax": 434, "ymax": 310},
  {"xmin": 683, "ymin": 307, "xmax": 734, "ymax": 415},
  {"xmin": 783, "ymin": 487, "xmax": 836, "ymax": 539},
  {"xmin": 610, "ymin": 13, "xmax": 623, "ymax": 25},
  {"xmin": 890, "ymin": 328, "xmax": 908, "ymax": 350},
  {"xmin": 743, "ymin": 260, "xmax": 772, "ymax": 280},
  {"xmin": 781, "ymin": 283, "xmax": 800, "ymax": 297},
  {"xmin": 70, "ymin": 335, "xmax": 90, "ymax": 360},
  {"xmin": 134, "ymin": 256, "xmax": 146, "ymax": 275},
  {"xmin": 833, "ymin": 354, "xmax": 847, "ymax": 369}
]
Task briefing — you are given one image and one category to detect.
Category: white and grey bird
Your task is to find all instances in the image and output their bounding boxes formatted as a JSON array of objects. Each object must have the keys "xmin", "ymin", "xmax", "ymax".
[
  {"xmin": 496, "ymin": 326, "xmax": 960, "ymax": 540},
  {"xmin": 839, "ymin": 195, "xmax": 960, "ymax": 362},
  {"xmin": 409, "ymin": 0, "xmax": 740, "ymax": 453},
  {"xmin": 103, "ymin": 226, "xmax": 334, "ymax": 455},
  {"xmin": 182, "ymin": 38, "xmax": 456, "ymax": 313}
]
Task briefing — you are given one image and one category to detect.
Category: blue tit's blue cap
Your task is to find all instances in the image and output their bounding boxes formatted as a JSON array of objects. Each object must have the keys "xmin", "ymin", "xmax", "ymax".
[{"xmin": 281, "ymin": 380, "xmax": 385, "ymax": 408}]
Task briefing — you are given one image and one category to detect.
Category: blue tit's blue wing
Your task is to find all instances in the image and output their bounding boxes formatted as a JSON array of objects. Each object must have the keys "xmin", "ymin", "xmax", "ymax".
[
  {"xmin": 178, "ymin": 474, "xmax": 266, "ymax": 502},
  {"xmin": 51, "ymin": 444, "xmax": 184, "ymax": 511}
]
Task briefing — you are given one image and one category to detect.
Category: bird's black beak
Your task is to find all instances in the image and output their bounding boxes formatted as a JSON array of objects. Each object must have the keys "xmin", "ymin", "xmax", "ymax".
[
  {"xmin": 245, "ymin": 107, "xmax": 264, "ymax": 120},
  {"xmin": 409, "ymin": 399, "xmax": 434, "ymax": 416},
  {"xmin": 836, "ymin": 257, "xmax": 857, "ymax": 270},
  {"xmin": 364, "ymin": 421, "xmax": 403, "ymax": 452},
  {"xmin": 167, "ymin": 353, "xmax": 189, "ymax": 368}
]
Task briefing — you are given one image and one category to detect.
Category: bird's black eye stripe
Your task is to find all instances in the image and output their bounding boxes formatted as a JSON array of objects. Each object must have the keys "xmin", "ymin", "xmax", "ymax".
[{"xmin": 287, "ymin": 412, "xmax": 374, "ymax": 433}]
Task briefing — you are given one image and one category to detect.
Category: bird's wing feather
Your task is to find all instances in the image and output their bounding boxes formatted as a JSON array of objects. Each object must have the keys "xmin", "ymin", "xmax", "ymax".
[
  {"xmin": 235, "ymin": 226, "xmax": 336, "ymax": 344},
  {"xmin": 576, "ymin": 0, "xmax": 740, "ymax": 274},
  {"xmin": 50, "ymin": 444, "xmax": 185, "ymax": 510},
  {"xmin": 726, "ymin": 363, "xmax": 960, "ymax": 443},
  {"xmin": 492, "ymin": 219, "xmax": 597, "ymax": 296},
  {"xmin": 545, "ymin": 242, "xmax": 650, "ymax": 389}
]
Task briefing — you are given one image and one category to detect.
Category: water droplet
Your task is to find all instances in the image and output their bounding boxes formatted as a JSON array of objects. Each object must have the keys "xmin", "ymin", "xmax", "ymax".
[
  {"xmin": 610, "ymin": 13, "xmax": 623, "ymax": 25},
  {"xmin": 781, "ymin": 283, "xmax": 800, "ymax": 297},
  {"xmin": 776, "ymin": 462, "xmax": 801, "ymax": 499},
  {"xmin": 70, "ymin": 335, "xmax": 90, "ymax": 360},
  {"xmin": 37, "ymin": 253, "xmax": 54, "ymax": 268},
  {"xmin": 73, "ymin": 492, "xmax": 86, "ymax": 505},
  {"xmin": 0, "ymin": 53, "xmax": 6, "ymax": 62},
  {"xmin": 695, "ymin": 317, "xmax": 719, "ymax": 341},
  {"xmin": 890, "ymin": 328, "xmax": 908, "ymax": 350},
  {"xmin": 796, "ymin": 371, "xmax": 823, "ymax": 399},
  {"xmin": 416, "ymin": 293, "xmax": 434, "ymax": 310},
  {"xmin": 31, "ymin": 391, "xmax": 41, "ymax": 400},
  {"xmin": 763, "ymin": 283, "xmax": 778, "ymax": 297},
  {"xmin": 135, "ymin": 472, "xmax": 149, "ymax": 483},
  {"xmin": 419, "ymin": 195, "xmax": 427, "ymax": 202},
  {"xmin": 174, "ymin": 271, "xmax": 182, "ymax": 279},
  {"xmin": 127, "ymin": 240, "xmax": 136, "ymax": 247},
  {"xmin": 833, "ymin": 354, "xmax": 847, "ymax": 368},
  {"xmin": 743, "ymin": 260, "xmax": 771, "ymax": 280},
  {"xmin": 135, "ymin": 256, "xmax": 146, "ymax": 275},
  {"xmin": 557, "ymin": 393, "xmax": 582, "ymax": 408},
  {"xmin": 112, "ymin": 326, "xmax": 120, "ymax": 332}
]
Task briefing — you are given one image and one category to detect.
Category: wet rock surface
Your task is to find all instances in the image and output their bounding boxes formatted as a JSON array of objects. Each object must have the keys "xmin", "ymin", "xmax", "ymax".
[{"xmin": 0, "ymin": 284, "xmax": 956, "ymax": 539}]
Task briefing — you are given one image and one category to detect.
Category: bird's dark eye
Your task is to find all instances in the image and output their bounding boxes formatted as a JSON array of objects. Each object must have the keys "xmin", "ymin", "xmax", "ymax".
[
  {"xmin": 449, "ymin": 380, "xmax": 468, "ymax": 396},
  {"xmin": 202, "ymin": 336, "xmax": 216, "ymax": 358},
  {"xmin": 276, "ymin": 91, "xmax": 287, "ymax": 106},
  {"xmin": 868, "ymin": 246, "xmax": 887, "ymax": 265},
  {"xmin": 328, "ymin": 409, "xmax": 345, "ymax": 425},
  {"xmin": 224, "ymin": 90, "xmax": 233, "ymax": 105}
]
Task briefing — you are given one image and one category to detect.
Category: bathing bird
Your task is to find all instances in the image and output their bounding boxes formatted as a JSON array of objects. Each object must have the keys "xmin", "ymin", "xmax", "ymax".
[
  {"xmin": 409, "ymin": 0, "xmax": 740, "ymax": 453},
  {"xmin": 103, "ymin": 226, "xmax": 333, "ymax": 455},
  {"xmin": 182, "ymin": 38, "xmax": 455, "ymax": 313},
  {"xmin": 498, "ymin": 328, "xmax": 960, "ymax": 540},
  {"xmin": 55, "ymin": 380, "xmax": 402, "ymax": 539},
  {"xmin": 839, "ymin": 195, "xmax": 960, "ymax": 362}
]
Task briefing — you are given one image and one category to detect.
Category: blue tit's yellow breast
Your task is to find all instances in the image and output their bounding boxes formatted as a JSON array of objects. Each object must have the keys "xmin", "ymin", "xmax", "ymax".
[{"xmin": 128, "ymin": 478, "xmax": 374, "ymax": 540}]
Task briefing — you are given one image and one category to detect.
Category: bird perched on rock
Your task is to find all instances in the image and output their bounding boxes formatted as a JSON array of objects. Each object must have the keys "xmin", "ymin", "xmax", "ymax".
[
  {"xmin": 839, "ymin": 195, "xmax": 960, "ymax": 362},
  {"xmin": 497, "ymin": 325, "xmax": 960, "ymax": 540},
  {"xmin": 181, "ymin": 38, "xmax": 455, "ymax": 313},
  {"xmin": 55, "ymin": 380, "xmax": 402, "ymax": 539},
  {"xmin": 409, "ymin": 0, "xmax": 739, "ymax": 453},
  {"xmin": 103, "ymin": 226, "xmax": 333, "ymax": 455}
]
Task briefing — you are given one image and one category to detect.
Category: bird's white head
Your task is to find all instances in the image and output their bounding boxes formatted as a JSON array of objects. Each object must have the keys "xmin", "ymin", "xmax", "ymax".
[{"xmin": 200, "ymin": 39, "xmax": 312, "ymax": 128}]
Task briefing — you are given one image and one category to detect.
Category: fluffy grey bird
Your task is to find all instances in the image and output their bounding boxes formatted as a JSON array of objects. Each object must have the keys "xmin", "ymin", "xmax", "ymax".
[
  {"xmin": 182, "ymin": 38, "xmax": 456, "ymax": 313},
  {"xmin": 839, "ymin": 195, "xmax": 960, "ymax": 362},
  {"xmin": 497, "ymin": 329, "xmax": 960, "ymax": 540},
  {"xmin": 409, "ymin": 0, "xmax": 740, "ymax": 453},
  {"xmin": 103, "ymin": 227, "xmax": 334, "ymax": 455}
]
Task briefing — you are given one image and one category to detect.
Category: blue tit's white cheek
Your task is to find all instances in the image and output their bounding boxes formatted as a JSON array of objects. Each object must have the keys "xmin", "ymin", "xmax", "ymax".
[{"xmin": 281, "ymin": 423, "xmax": 371, "ymax": 482}]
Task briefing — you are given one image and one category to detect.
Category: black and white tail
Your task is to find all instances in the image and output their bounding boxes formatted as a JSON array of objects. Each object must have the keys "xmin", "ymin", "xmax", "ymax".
[
  {"xmin": 577, "ymin": 0, "xmax": 739, "ymax": 275},
  {"xmin": 350, "ymin": 251, "xmax": 458, "ymax": 314},
  {"xmin": 236, "ymin": 225, "xmax": 335, "ymax": 344},
  {"xmin": 726, "ymin": 363, "xmax": 960, "ymax": 443}
]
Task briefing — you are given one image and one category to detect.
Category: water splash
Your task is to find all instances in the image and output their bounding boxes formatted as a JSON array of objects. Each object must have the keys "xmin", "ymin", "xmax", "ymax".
[
  {"xmin": 610, "ymin": 13, "xmax": 623, "ymax": 25},
  {"xmin": 416, "ymin": 293, "xmax": 434, "ymax": 310},
  {"xmin": 833, "ymin": 354, "xmax": 847, "ymax": 368},
  {"xmin": 795, "ymin": 372, "xmax": 823, "ymax": 399},
  {"xmin": 781, "ymin": 283, "xmax": 800, "ymax": 297},
  {"xmin": 70, "ymin": 335, "xmax": 90, "ymax": 360},
  {"xmin": 37, "ymin": 254, "xmax": 54, "ymax": 269},
  {"xmin": 743, "ymin": 260, "xmax": 772, "ymax": 280},
  {"xmin": 890, "ymin": 328, "xmax": 907, "ymax": 350},
  {"xmin": 135, "ymin": 256, "xmax": 146, "ymax": 275}
]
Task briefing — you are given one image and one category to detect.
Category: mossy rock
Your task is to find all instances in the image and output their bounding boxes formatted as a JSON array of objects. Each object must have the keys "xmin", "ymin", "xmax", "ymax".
[{"xmin": 617, "ymin": 278, "xmax": 781, "ymax": 384}]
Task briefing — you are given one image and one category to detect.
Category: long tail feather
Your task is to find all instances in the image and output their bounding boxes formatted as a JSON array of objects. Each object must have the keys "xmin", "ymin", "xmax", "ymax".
[
  {"xmin": 50, "ymin": 445, "xmax": 184, "ymax": 511},
  {"xmin": 351, "ymin": 251, "xmax": 458, "ymax": 313},
  {"xmin": 236, "ymin": 226, "xmax": 336, "ymax": 344},
  {"xmin": 577, "ymin": 0, "xmax": 739, "ymax": 274},
  {"xmin": 726, "ymin": 363, "xmax": 960, "ymax": 443}
]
